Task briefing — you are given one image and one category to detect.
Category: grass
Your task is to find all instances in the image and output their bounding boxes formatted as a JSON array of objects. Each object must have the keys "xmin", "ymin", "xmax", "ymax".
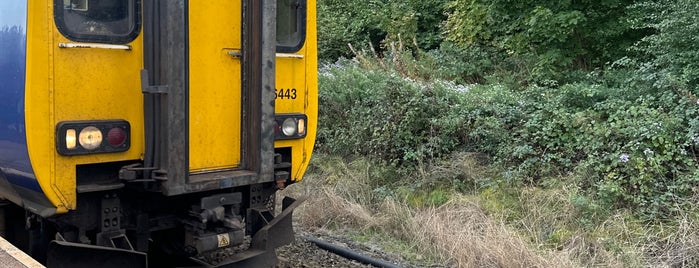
[
  {"xmin": 301, "ymin": 26, "xmax": 699, "ymax": 267},
  {"xmin": 281, "ymin": 154, "xmax": 699, "ymax": 268}
]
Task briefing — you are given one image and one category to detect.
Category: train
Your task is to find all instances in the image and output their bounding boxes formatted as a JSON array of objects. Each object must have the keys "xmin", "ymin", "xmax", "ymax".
[{"xmin": 0, "ymin": 0, "xmax": 317, "ymax": 267}]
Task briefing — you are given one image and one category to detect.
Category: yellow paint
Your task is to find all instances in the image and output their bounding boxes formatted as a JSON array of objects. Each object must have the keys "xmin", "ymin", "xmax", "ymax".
[
  {"xmin": 188, "ymin": 0, "xmax": 243, "ymax": 173},
  {"xmin": 25, "ymin": 0, "xmax": 145, "ymax": 212},
  {"xmin": 25, "ymin": 0, "xmax": 58, "ymax": 211},
  {"xmin": 298, "ymin": 0, "xmax": 318, "ymax": 182},
  {"xmin": 275, "ymin": 0, "xmax": 318, "ymax": 183},
  {"xmin": 23, "ymin": 0, "xmax": 318, "ymax": 213}
]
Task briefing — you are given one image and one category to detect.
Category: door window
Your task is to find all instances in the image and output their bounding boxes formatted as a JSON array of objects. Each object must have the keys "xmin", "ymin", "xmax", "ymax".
[
  {"xmin": 277, "ymin": 0, "xmax": 306, "ymax": 52},
  {"xmin": 54, "ymin": 0, "xmax": 141, "ymax": 44}
]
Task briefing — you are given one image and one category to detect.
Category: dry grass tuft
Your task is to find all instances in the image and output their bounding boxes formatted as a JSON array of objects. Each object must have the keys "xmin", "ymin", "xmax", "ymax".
[
  {"xmin": 640, "ymin": 213, "xmax": 699, "ymax": 267},
  {"xmin": 297, "ymin": 187, "xmax": 376, "ymax": 229},
  {"xmin": 408, "ymin": 196, "xmax": 574, "ymax": 268},
  {"xmin": 285, "ymin": 155, "xmax": 574, "ymax": 267},
  {"xmin": 292, "ymin": 184, "xmax": 575, "ymax": 267},
  {"xmin": 285, "ymin": 156, "xmax": 385, "ymax": 231},
  {"xmin": 283, "ymin": 155, "xmax": 699, "ymax": 268}
]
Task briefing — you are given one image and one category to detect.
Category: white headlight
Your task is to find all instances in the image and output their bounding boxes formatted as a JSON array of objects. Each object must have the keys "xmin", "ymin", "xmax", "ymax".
[
  {"xmin": 78, "ymin": 126, "xmax": 103, "ymax": 150},
  {"xmin": 273, "ymin": 114, "xmax": 308, "ymax": 140},
  {"xmin": 282, "ymin": 118, "xmax": 298, "ymax": 136}
]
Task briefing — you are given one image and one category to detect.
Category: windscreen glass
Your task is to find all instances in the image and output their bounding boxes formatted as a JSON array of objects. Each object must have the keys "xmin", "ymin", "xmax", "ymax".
[
  {"xmin": 54, "ymin": 0, "xmax": 141, "ymax": 44},
  {"xmin": 277, "ymin": 0, "xmax": 306, "ymax": 52}
]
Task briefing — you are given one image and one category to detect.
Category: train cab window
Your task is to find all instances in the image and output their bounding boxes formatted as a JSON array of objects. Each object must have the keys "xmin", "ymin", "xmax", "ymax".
[
  {"xmin": 54, "ymin": 0, "xmax": 141, "ymax": 44},
  {"xmin": 277, "ymin": 0, "xmax": 306, "ymax": 52}
]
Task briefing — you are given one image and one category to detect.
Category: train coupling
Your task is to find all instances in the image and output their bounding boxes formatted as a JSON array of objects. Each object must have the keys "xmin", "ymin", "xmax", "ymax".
[{"xmin": 189, "ymin": 196, "xmax": 306, "ymax": 267}]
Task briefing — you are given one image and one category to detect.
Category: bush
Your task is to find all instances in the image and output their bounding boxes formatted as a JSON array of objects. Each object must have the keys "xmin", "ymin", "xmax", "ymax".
[
  {"xmin": 318, "ymin": 56, "xmax": 699, "ymax": 218},
  {"xmin": 316, "ymin": 0, "xmax": 699, "ymax": 219},
  {"xmin": 316, "ymin": 59, "xmax": 468, "ymax": 168}
]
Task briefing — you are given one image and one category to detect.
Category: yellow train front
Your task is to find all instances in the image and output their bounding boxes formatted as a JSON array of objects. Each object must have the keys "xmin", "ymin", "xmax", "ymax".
[{"xmin": 0, "ymin": 0, "xmax": 317, "ymax": 266}]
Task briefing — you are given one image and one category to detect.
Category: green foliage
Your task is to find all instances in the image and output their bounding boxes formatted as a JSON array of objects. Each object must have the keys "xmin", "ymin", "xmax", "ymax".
[
  {"xmin": 316, "ymin": 0, "xmax": 383, "ymax": 61},
  {"xmin": 317, "ymin": 56, "xmax": 699, "ymax": 218},
  {"xmin": 316, "ymin": 59, "xmax": 467, "ymax": 168},
  {"xmin": 318, "ymin": 0, "xmax": 650, "ymax": 85},
  {"xmin": 444, "ymin": 0, "xmax": 642, "ymax": 83},
  {"xmin": 317, "ymin": 0, "xmax": 449, "ymax": 62},
  {"xmin": 627, "ymin": 0, "xmax": 699, "ymax": 91},
  {"xmin": 423, "ymin": 42, "xmax": 499, "ymax": 85},
  {"xmin": 580, "ymin": 97, "xmax": 698, "ymax": 217},
  {"xmin": 508, "ymin": 83, "xmax": 699, "ymax": 217},
  {"xmin": 310, "ymin": 2, "xmax": 699, "ymax": 267},
  {"xmin": 315, "ymin": 0, "xmax": 699, "ymax": 221}
]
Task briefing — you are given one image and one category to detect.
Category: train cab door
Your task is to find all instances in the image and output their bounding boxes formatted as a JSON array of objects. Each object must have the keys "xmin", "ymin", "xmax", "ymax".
[
  {"xmin": 187, "ymin": 1, "xmax": 243, "ymax": 173},
  {"xmin": 141, "ymin": 0, "xmax": 277, "ymax": 194}
]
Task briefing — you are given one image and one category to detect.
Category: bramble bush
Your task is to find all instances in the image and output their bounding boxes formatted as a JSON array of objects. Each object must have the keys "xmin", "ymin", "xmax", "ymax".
[
  {"xmin": 316, "ymin": 46, "xmax": 528, "ymax": 169},
  {"xmin": 316, "ymin": 54, "xmax": 699, "ymax": 218},
  {"xmin": 315, "ymin": 0, "xmax": 699, "ymax": 219},
  {"xmin": 316, "ymin": 59, "xmax": 469, "ymax": 168},
  {"xmin": 508, "ymin": 83, "xmax": 699, "ymax": 217}
]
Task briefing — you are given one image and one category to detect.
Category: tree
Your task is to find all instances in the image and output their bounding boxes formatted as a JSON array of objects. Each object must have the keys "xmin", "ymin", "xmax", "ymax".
[
  {"xmin": 628, "ymin": 0, "xmax": 699, "ymax": 91},
  {"xmin": 317, "ymin": 0, "xmax": 449, "ymax": 62},
  {"xmin": 444, "ymin": 0, "xmax": 644, "ymax": 82}
]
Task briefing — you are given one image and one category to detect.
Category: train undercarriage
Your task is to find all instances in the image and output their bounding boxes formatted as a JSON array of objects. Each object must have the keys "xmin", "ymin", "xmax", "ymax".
[{"xmin": 2, "ymin": 182, "xmax": 303, "ymax": 267}]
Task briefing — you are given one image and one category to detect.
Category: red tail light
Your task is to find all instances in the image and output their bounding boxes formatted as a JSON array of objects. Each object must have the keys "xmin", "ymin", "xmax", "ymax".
[
  {"xmin": 107, "ymin": 127, "xmax": 127, "ymax": 147},
  {"xmin": 56, "ymin": 120, "xmax": 130, "ymax": 155}
]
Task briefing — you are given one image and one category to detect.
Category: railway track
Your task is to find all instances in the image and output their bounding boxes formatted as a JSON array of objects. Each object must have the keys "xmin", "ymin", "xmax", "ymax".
[
  {"xmin": 276, "ymin": 232, "xmax": 419, "ymax": 268},
  {"xmin": 0, "ymin": 229, "xmax": 414, "ymax": 267},
  {"xmin": 302, "ymin": 236, "xmax": 401, "ymax": 268}
]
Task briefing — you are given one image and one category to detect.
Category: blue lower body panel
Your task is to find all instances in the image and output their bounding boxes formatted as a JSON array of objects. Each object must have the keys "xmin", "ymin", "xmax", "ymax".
[{"xmin": 0, "ymin": 1, "xmax": 54, "ymax": 216}]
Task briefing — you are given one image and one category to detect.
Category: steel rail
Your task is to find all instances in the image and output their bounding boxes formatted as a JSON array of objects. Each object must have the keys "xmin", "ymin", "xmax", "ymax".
[{"xmin": 303, "ymin": 236, "xmax": 402, "ymax": 268}]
